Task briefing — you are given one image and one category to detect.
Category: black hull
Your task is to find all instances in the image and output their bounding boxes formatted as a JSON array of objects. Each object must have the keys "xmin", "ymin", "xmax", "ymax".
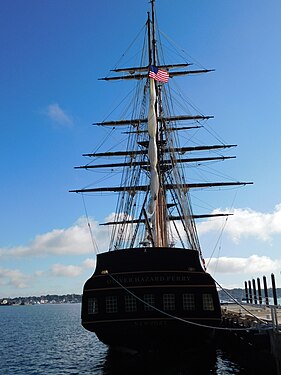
[
  {"xmin": 94, "ymin": 320, "xmax": 216, "ymax": 352},
  {"xmin": 81, "ymin": 247, "xmax": 222, "ymax": 352}
]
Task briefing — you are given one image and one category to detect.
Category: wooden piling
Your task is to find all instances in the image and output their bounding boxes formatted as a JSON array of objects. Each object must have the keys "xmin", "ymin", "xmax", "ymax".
[
  {"xmin": 252, "ymin": 278, "xmax": 258, "ymax": 304},
  {"xmin": 271, "ymin": 273, "xmax": 278, "ymax": 306},
  {"xmin": 257, "ymin": 277, "xmax": 262, "ymax": 305},
  {"xmin": 248, "ymin": 280, "xmax": 253, "ymax": 304},
  {"xmin": 244, "ymin": 281, "xmax": 249, "ymax": 303},
  {"xmin": 263, "ymin": 275, "xmax": 269, "ymax": 306}
]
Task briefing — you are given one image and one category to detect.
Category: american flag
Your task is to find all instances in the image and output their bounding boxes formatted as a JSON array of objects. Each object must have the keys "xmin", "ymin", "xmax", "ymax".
[{"xmin": 149, "ymin": 65, "xmax": 169, "ymax": 83}]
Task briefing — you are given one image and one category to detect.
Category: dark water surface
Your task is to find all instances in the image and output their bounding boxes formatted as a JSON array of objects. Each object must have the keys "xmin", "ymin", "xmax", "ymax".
[{"xmin": 0, "ymin": 304, "xmax": 275, "ymax": 374}]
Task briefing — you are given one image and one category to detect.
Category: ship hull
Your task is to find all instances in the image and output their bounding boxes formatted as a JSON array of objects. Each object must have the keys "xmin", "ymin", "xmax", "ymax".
[
  {"xmin": 81, "ymin": 247, "xmax": 221, "ymax": 352},
  {"xmin": 88, "ymin": 320, "xmax": 217, "ymax": 353}
]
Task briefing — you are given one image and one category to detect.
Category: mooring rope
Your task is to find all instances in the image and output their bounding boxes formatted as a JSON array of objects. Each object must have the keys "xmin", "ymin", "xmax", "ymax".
[
  {"xmin": 215, "ymin": 279, "xmax": 268, "ymax": 325},
  {"xmin": 104, "ymin": 271, "xmax": 270, "ymax": 332}
]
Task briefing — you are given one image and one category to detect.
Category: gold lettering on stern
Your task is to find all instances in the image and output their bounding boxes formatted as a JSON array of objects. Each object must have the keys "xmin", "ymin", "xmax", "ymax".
[{"xmin": 106, "ymin": 274, "xmax": 191, "ymax": 285}]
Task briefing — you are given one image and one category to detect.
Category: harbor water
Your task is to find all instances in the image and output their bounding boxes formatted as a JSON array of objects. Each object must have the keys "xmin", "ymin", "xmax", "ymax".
[{"xmin": 0, "ymin": 303, "xmax": 276, "ymax": 374}]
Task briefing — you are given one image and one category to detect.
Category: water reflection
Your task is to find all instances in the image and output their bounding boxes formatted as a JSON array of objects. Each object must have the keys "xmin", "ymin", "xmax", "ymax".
[
  {"xmin": 215, "ymin": 350, "xmax": 245, "ymax": 375},
  {"xmin": 217, "ymin": 347, "xmax": 278, "ymax": 375},
  {"xmin": 100, "ymin": 346, "xmax": 244, "ymax": 375},
  {"xmin": 99, "ymin": 345, "xmax": 279, "ymax": 375}
]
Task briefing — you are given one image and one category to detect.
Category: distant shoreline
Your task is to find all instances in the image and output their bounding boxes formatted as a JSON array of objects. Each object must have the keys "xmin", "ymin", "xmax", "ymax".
[
  {"xmin": 0, "ymin": 293, "xmax": 82, "ymax": 306},
  {"xmin": 1, "ymin": 288, "xmax": 280, "ymax": 306}
]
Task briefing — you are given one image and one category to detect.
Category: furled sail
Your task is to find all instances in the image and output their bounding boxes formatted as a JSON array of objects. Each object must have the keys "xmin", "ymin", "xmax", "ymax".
[{"xmin": 147, "ymin": 78, "xmax": 159, "ymax": 248}]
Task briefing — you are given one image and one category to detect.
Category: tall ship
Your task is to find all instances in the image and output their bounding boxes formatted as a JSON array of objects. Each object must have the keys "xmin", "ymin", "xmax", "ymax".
[{"xmin": 71, "ymin": 1, "xmax": 251, "ymax": 352}]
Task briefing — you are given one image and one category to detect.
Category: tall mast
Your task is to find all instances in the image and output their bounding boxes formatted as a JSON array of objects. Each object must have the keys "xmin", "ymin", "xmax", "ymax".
[
  {"xmin": 149, "ymin": 0, "xmax": 169, "ymax": 247},
  {"xmin": 71, "ymin": 0, "xmax": 252, "ymax": 252}
]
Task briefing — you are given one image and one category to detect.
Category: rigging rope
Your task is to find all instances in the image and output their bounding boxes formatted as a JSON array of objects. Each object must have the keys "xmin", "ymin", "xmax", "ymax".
[
  {"xmin": 82, "ymin": 194, "xmax": 99, "ymax": 254},
  {"xmin": 158, "ymin": 29, "xmax": 208, "ymax": 71},
  {"xmin": 88, "ymin": 127, "xmax": 116, "ymax": 160},
  {"xmin": 206, "ymin": 189, "xmax": 238, "ymax": 268},
  {"xmin": 206, "ymin": 217, "xmax": 228, "ymax": 270},
  {"xmin": 107, "ymin": 24, "xmax": 147, "ymax": 76}
]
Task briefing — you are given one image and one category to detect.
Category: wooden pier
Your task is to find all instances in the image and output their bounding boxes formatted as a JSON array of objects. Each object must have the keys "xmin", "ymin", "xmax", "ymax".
[
  {"xmin": 221, "ymin": 302, "xmax": 281, "ymax": 326},
  {"xmin": 221, "ymin": 302, "xmax": 281, "ymax": 373}
]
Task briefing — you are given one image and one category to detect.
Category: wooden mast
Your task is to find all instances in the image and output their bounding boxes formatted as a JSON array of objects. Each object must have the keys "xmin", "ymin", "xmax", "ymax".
[{"xmin": 150, "ymin": 0, "xmax": 168, "ymax": 247}]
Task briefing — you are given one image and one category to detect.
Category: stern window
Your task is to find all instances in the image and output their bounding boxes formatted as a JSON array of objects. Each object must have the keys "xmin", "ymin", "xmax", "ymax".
[
  {"xmin": 202, "ymin": 293, "xmax": 214, "ymax": 311},
  {"xmin": 88, "ymin": 298, "xmax": 98, "ymax": 314},
  {"xmin": 143, "ymin": 294, "xmax": 155, "ymax": 311},
  {"xmin": 163, "ymin": 293, "xmax": 175, "ymax": 311},
  {"xmin": 106, "ymin": 296, "xmax": 118, "ymax": 313},
  {"xmin": 125, "ymin": 295, "xmax": 137, "ymax": 312},
  {"xmin": 183, "ymin": 293, "xmax": 195, "ymax": 311}
]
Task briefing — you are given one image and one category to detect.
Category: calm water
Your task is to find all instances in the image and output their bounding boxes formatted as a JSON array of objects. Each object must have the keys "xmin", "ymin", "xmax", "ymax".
[{"xmin": 0, "ymin": 304, "xmax": 275, "ymax": 374}]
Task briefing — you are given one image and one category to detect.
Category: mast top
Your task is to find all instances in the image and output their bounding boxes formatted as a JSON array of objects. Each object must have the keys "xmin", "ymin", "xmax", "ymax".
[{"xmin": 150, "ymin": 0, "xmax": 157, "ymax": 66}]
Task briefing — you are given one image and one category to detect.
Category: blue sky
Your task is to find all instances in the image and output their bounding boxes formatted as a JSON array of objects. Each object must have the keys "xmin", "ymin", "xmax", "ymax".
[{"xmin": 1, "ymin": 0, "xmax": 281, "ymax": 298}]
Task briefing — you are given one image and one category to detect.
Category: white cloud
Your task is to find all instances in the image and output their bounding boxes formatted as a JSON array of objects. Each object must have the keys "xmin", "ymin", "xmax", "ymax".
[
  {"xmin": 0, "ymin": 257, "xmax": 97, "ymax": 294},
  {"xmin": 0, "ymin": 268, "xmax": 31, "ymax": 289},
  {"xmin": 51, "ymin": 264, "xmax": 82, "ymax": 277},
  {"xmin": 2, "ymin": 204, "xmax": 281, "ymax": 260},
  {"xmin": 34, "ymin": 270, "xmax": 44, "ymax": 277},
  {"xmin": 198, "ymin": 204, "xmax": 281, "ymax": 242},
  {"xmin": 2, "ymin": 205, "xmax": 281, "ymax": 294},
  {"xmin": 82, "ymin": 258, "xmax": 96, "ymax": 268},
  {"xmin": 46, "ymin": 103, "xmax": 73, "ymax": 126},
  {"xmin": 0, "ymin": 217, "xmax": 110, "ymax": 258},
  {"xmin": 50, "ymin": 257, "xmax": 96, "ymax": 277},
  {"xmin": 206, "ymin": 255, "xmax": 281, "ymax": 275}
]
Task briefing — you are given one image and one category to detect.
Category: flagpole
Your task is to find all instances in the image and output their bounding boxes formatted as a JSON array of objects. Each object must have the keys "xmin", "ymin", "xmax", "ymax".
[
  {"xmin": 151, "ymin": 0, "xmax": 157, "ymax": 66},
  {"xmin": 147, "ymin": 12, "xmax": 152, "ymax": 67}
]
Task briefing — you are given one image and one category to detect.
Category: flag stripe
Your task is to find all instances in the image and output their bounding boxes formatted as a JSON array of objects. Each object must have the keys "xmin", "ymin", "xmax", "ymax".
[{"xmin": 149, "ymin": 66, "xmax": 169, "ymax": 83}]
